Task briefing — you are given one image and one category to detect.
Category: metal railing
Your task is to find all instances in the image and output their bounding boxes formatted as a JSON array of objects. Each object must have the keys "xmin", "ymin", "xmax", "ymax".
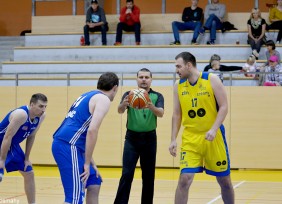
[{"xmin": 1, "ymin": 71, "xmax": 279, "ymax": 87}]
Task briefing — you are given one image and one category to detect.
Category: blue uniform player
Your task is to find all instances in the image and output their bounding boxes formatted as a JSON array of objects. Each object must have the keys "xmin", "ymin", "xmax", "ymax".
[
  {"xmin": 0, "ymin": 93, "xmax": 48, "ymax": 204},
  {"xmin": 52, "ymin": 72, "xmax": 119, "ymax": 204}
]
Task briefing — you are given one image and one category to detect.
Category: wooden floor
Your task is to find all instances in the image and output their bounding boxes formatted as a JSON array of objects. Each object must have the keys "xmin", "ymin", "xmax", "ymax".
[{"xmin": 1, "ymin": 166, "xmax": 282, "ymax": 204}]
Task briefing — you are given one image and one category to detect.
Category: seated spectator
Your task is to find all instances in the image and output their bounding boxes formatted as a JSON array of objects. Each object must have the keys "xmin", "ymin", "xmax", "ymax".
[
  {"xmin": 247, "ymin": 8, "xmax": 267, "ymax": 59},
  {"xmin": 257, "ymin": 40, "xmax": 281, "ymax": 84},
  {"xmin": 268, "ymin": 0, "xmax": 282, "ymax": 44},
  {"xmin": 199, "ymin": 0, "xmax": 226, "ymax": 45},
  {"xmin": 114, "ymin": 0, "xmax": 141, "ymax": 46},
  {"xmin": 265, "ymin": 40, "xmax": 281, "ymax": 66},
  {"xmin": 170, "ymin": 0, "xmax": 203, "ymax": 45},
  {"xmin": 243, "ymin": 55, "xmax": 258, "ymax": 77},
  {"xmin": 263, "ymin": 55, "xmax": 282, "ymax": 86},
  {"xmin": 83, "ymin": 0, "xmax": 108, "ymax": 46},
  {"xmin": 204, "ymin": 54, "xmax": 246, "ymax": 82}
]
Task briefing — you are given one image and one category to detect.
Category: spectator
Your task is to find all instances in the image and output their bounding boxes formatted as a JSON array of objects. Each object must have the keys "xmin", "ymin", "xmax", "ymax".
[
  {"xmin": 243, "ymin": 55, "xmax": 258, "ymax": 77},
  {"xmin": 247, "ymin": 8, "xmax": 267, "ymax": 59},
  {"xmin": 263, "ymin": 55, "xmax": 282, "ymax": 86},
  {"xmin": 268, "ymin": 0, "xmax": 282, "ymax": 44},
  {"xmin": 170, "ymin": 0, "xmax": 203, "ymax": 45},
  {"xmin": 199, "ymin": 0, "xmax": 226, "ymax": 45},
  {"xmin": 265, "ymin": 40, "xmax": 281, "ymax": 66},
  {"xmin": 114, "ymin": 68, "xmax": 164, "ymax": 204},
  {"xmin": 114, "ymin": 0, "xmax": 141, "ymax": 46},
  {"xmin": 83, "ymin": 0, "xmax": 108, "ymax": 46},
  {"xmin": 204, "ymin": 54, "xmax": 247, "ymax": 82}
]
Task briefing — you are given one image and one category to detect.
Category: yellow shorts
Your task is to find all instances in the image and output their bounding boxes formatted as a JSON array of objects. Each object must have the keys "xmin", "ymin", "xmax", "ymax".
[{"xmin": 180, "ymin": 125, "xmax": 230, "ymax": 176}]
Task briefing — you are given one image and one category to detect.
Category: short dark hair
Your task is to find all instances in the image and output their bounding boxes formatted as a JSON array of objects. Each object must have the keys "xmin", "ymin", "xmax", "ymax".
[
  {"xmin": 97, "ymin": 72, "xmax": 119, "ymax": 91},
  {"xmin": 265, "ymin": 40, "xmax": 276, "ymax": 50},
  {"xmin": 126, "ymin": 0, "xmax": 133, "ymax": 3},
  {"xmin": 137, "ymin": 68, "xmax": 152, "ymax": 77},
  {"xmin": 30, "ymin": 93, "xmax": 48, "ymax": 105},
  {"xmin": 175, "ymin": 52, "xmax": 196, "ymax": 67}
]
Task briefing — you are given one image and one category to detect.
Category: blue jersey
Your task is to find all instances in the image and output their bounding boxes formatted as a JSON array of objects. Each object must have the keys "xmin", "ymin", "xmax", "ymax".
[
  {"xmin": 0, "ymin": 106, "xmax": 40, "ymax": 144},
  {"xmin": 53, "ymin": 90, "xmax": 103, "ymax": 152}
]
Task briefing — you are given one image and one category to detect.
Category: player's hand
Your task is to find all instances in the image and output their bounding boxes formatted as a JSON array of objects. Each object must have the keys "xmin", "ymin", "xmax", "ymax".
[
  {"xmin": 122, "ymin": 95, "xmax": 130, "ymax": 107},
  {"xmin": 146, "ymin": 100, "xmax": 153, "ymax": 109},
  {"xmin": 169, "ymin": 140, "xmax": 177, "ymax": 157},
  {"xmin": 81, "ymin": 164, "xmax": 90, "ymax": 185},
  {"xmin": 24, "ymin": 160, "xmax": 32, "ymax": 171},
  {"xmin": 92, "ymin": 163, "xmax": 103, "ymax": 181},
  {"xmin": 205, "ymin": 129, "xmax": 216, "ymax": 141}
]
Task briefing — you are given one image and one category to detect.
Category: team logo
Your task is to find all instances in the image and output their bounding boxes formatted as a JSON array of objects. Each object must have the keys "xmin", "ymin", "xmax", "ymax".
[
  {"xmin": 188, "ymin": 110, "xmax": 196, "ymax": 118},
  {"xmin": 197, "ymin": 108, "xmax": 206, "ymax": 117},
  {"xmin": 32, "ymin": 118, "xmax": 38, "ymax": 124},
  {"xmin": 22, "ymin": 126, "xmax": 28, "ymax": 131},
  {"xmin": 216, "ymin": 160, "xmax": 227, "ymax": 166}
]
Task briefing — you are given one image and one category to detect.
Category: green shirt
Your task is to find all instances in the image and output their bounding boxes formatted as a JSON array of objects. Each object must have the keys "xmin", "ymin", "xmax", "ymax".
[{"xmin": 121, "ymin": 89, "xmax": 164, "ymax": 132}]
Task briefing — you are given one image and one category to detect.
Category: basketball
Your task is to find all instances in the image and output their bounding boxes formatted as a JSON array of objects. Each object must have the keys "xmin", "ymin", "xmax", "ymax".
[{"xmin": 128, "ymin": 88, "xmax": 150, "ymax": 109}]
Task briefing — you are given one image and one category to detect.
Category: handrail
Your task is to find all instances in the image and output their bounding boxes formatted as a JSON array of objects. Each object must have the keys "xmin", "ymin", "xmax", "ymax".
[{"xmin": 1, "ymin": 71, "xmax": 279, "ymax": 86}]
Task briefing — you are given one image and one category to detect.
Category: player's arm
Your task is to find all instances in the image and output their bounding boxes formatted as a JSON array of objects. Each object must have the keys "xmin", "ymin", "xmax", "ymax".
[
  {"xmin": 24, "ymin": 113, "xmax": 46, "ymax": 166},
  {"xmin": 206, "ymin": 74, "xmax": 228, "ymax": 141},
  {"xmin": 147, "ymin": 94, "xmax": 164, "ymax": 117},
  {"xmin": 0, "ymin": 109, "xmax": 27, "ymax": 162},
  {"xmin": 81, "ymin": 94, "xmax": 111, "ymax": 184},
  {"xmin": 169, "ymin": 81, "xmax": 182, "ymax": 157},
  {"xmin": 118, "ymin": 92, "xmax": 129, "ymax": 114}
]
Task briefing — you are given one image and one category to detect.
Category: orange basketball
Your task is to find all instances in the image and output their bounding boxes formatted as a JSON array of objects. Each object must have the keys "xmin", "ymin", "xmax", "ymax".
[{"xmin": 128, "ymin": 88, "xmax": 150, "ymax": 109}]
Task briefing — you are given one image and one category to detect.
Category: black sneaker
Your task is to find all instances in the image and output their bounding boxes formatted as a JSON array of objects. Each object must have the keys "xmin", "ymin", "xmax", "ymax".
[
  {"xmin": 207, "ymin": 40, "xmax": 215, "ymax": 45},
  {"xmin": 191, "ymin": 39, "xmax": 199, "ymax": 45},
  {"xmin": 170, "ymin": 41, "xmax": 181, "ymax": 45}
]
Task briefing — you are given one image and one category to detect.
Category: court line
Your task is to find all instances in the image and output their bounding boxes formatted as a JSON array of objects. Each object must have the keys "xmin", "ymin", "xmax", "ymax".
[{"xmin": 206, "ymin": 180, "xmax": 245, "ymax": 204}]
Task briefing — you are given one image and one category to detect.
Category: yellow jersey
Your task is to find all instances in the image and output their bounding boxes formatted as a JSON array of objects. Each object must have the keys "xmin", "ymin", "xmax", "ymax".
[{"xmin": 178, "ymin": 72, "xmax": 218, "ymax": 134}]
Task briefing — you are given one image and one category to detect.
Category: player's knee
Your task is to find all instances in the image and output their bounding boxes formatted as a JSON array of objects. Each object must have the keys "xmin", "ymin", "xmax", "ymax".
[
  {"xmin": 87, "ymin": 185, "xmax": 100, "ymax": 197},
  {"xmin": 21, "ymin": 170, "xmax": 34, "ymax": 179},
  {"xmin": 178, "ymin": 175, "xmax": 193, "ymax": 190}
]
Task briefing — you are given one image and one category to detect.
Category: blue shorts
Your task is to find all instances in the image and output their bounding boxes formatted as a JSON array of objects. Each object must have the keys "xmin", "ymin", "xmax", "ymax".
[
  {"xmin": 52, "ymin": 139, "xmax": 102, "ymax": 204},
  {"xmin": 0, "ymin": 141, "xmax": 33, "ymax": 173}
]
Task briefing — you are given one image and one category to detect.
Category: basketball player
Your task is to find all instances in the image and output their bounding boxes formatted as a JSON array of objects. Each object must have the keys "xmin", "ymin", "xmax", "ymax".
[
  {"xmin": 0, "ymin": 93, "xmax": 48, "ymax": 204},
  {"xmin": 52, "ymin": 72, "xmax": 119, "ymax": 204},
  {"xmin": 169, "ymin": 52, "xmax": 234, "ymax": 204},
  {"xmin": 114, "ymin": 68, "xmax": 164, "ymax": 204}
]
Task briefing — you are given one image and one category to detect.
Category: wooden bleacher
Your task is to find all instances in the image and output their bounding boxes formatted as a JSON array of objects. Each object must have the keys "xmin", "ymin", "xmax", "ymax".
[{"xmin": 31, "ymin": 12, "xmax": 272, "ymax": 34}]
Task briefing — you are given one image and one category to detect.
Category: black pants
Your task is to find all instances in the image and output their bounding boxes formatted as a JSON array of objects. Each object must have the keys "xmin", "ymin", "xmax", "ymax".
[
  {"xmin": 248, "ymin": 35, "xmax": 264, "ymax": 53},
  {"xmin": 83, "ymin": 23, "xmax": 108, "ymax": 45},
  {"xmin": 270, "ymin": 21, "xmax": 282, "ymax": 42},
  {"xmin": 115, "ymin": 22, "xmax": 141, "ymax": 43},
  {"xmin": 114, "ymin": 130, "xmax": 157, "ymax": 204}
]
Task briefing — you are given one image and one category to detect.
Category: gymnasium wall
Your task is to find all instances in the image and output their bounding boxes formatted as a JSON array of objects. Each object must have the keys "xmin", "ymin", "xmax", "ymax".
[
  {"xmin": 1, "ymin": 86, "xmax": 282, "ymax": 169},
  {"xmin": 0, "ymin": 0, "xmax": 274, "ymax": 36}
]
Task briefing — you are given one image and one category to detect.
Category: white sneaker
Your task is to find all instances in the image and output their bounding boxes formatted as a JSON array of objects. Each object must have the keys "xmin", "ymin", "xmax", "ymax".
[
  {"xmin": 276, "ymin": 41, "xmax": 280, "ymax": 44},
  {"xmin": 252, "ymin": 50, "xmax": 259, "ymax": 58}
]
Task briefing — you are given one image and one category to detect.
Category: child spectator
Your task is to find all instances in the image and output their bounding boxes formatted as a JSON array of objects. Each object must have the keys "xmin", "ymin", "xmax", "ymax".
[{"xmin": 243, "ymin": 55, "xmax": 258, "ymax": 77}]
